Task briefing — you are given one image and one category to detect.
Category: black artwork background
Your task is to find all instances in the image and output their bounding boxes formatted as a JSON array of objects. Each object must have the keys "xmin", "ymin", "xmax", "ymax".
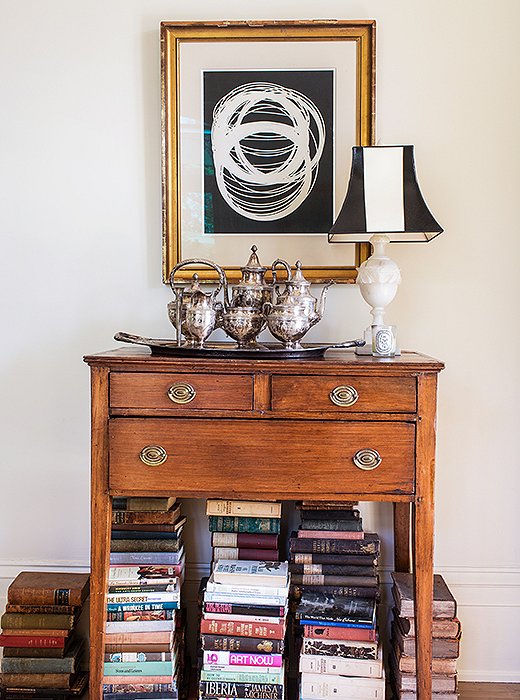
[{"xmin": 203, "ymin": 70, "xmax": 333, "ymax": 234}]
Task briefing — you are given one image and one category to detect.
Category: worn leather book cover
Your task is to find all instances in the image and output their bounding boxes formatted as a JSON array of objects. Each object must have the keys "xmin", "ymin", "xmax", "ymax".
[
  {"xmin": 396, "ymin": 613, "xmax": 461, "ymax": 639},
  {"xmin": 206, "ymin": 500, "xmax": 282, "ymax": 518},
  {"xmin": 110, "ymin": 538, "xmax": 182, "ymax": 553},
  {"xmin": 1, "ymin": 641, "xmax": 84, "ymax": 675},
  {"xmin": 112, "ymin": 497, "xmax": 176, "ymax": 512},
  {"xmin": 289, "ymin": 533, "xmax": 380, "ymax": 556},
  {"xmin": 290, "ymin": 574, "xmax": 378, "ymax": 588},
  {"xmin": 297, "ymin": 501, "xmax": 359, "ymax": 510},
  {"xmin": 212, "ymin": 547, "xmax": 279, "ymax": 562},
  {"xmin": 299, "ymin": 519, "xmax": 363, "ymax": 532},
  {"xmin": 391, "ymin": 572, "xmax": 457, "ymax": 618},
  {"xmin": 299, "ymin": 508, "xmax": 360, "ymax": 520},
  {"xmin": 291, "ymin": 552, "xmax": 377, "ymax": 566},
  {"xmin": 112, "ymin": 518, "xmax": 186, "ymax": 532},
  {"xmin": 0, "ymin": 672, "xmax": 87, "ymax": 698},
  {"xmin": 0, "ymin": 674, "xmax": 75, "ymax": 690},
  {"xmin": 393, "ymin": 650, "xmax": 457, "ymax": 675},
  {"xmin": 7, "ymin": 573, "xmax": 89, "ymax": 607},
  {"xmin": 393, "ymin": 619, "xmax": 461, "ymax": 657},
  {"xmin": 111, "ymin": 508, "xmax": 181, "ymax": 525},
  {"xmin": 211, "ymin": 533, "xmax": 278, "ymax": 549},
  {"xmin": 200, "ymin": 618, "xmax": 285, "ymax": 640},
  {"xmin": 289, "ymin": 563, "xmax": 375, "ymax": 576},
  {"xmin": 292, "ymin": 584, "xmax": 379, "ymax": 601},
  {"xmin": 5, "ymin": 604, "xmax": 77, "ymax": 615},
  {"xmin": 0, "ymin": 613, "xmax": 76, "ymax": 631},
  {"xmin": 208, "ymin": 516, "xmax": 281, "ymax": 534},
  {"xmin": 390, "ymin": 651, "xmax": 457, "ymax": 693}
]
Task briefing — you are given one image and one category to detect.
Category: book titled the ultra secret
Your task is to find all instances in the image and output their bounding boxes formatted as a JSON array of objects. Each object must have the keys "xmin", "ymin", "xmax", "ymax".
[{"xmin": 212, "ymin": 561, "xmax": 288, "ymax": 587}]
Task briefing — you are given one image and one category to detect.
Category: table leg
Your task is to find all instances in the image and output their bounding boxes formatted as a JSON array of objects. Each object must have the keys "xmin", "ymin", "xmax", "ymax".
[
  {"xmin": 90, "ymin": 367, "xmax": 111, "ymax": 700},
  {"xmin": 413, "ymin": 372, "xmax": 438, "ymax": 700}
]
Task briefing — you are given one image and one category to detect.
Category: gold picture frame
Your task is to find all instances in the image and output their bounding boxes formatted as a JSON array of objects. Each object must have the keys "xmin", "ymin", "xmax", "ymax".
[{"xmin": 161, "ymin": 20, "xmax": 375, "ymax": 284}]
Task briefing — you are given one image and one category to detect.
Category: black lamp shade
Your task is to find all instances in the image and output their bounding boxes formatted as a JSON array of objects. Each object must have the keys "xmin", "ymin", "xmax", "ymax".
[{"xmin": 328, "ymin": 145, "xmax": 443, "ymax": 243}]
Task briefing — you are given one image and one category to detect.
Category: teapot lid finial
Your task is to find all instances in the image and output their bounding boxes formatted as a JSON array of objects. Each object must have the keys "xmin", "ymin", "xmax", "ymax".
[
  {"xmin": 243, "ymin": 244, "xmax": 267, "ymax": 272},
  {"xmin": 293, "ymin": 260, "xmax": 306, "ymax": 282}
]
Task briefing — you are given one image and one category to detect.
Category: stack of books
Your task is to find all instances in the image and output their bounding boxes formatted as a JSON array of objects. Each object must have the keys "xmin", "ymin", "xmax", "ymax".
[
  {"xmin": 103, "ymin": 496, "xmax": 186, "ymax": 700},
  {"xmin": 390, "ymin": 572, "xmax": 462, "ymax": 700},
  {"xmin": 289, "ymin": 502, "xmax": 384, "ymax": 699},
  {"xmin": 206, "ymin": 499, "xmax": 282, "ymax": 562},
  {"xmin": 199, "ymin": 560, "xmax": 290, "ymax": 700},
  {"xmin": 0, "ymin": 571, "xmax": 89, "ymax": 699}
]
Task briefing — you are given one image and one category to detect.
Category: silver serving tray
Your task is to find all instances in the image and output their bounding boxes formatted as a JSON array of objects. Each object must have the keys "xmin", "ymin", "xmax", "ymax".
[{"xmin": 115, "ymin": 332, "xmax": 365, "ymax": 359}]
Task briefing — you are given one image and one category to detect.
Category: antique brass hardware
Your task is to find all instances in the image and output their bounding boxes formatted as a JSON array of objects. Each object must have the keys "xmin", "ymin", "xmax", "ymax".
[
  {"xmin": 353, "ymin": 448, "xmax": 381, "ymax": 470},
  {"xmin": 139, "ymin": 445, "xmax": 168, "ymax": 466},
  {"xmin": 330, "ymin": 385, "xmax": 359, "ymax": 407},
  {"xmin": 168, "ymin": 382, "xmax": 196, "ymax": 404}
]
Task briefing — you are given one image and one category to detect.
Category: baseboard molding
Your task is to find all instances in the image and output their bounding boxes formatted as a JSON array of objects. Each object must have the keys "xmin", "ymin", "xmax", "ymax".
[{"xmin": 458, "ymin": 670, "xmax": 520, "ymax": 683}]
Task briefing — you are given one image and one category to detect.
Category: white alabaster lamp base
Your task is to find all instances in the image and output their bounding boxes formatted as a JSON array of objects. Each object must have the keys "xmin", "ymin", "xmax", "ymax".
[{"xmin": 355, "ymin": 234, "xmax": 402, "ymax": 355}]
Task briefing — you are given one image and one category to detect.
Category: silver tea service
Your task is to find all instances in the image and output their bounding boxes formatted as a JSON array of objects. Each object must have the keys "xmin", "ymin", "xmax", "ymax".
[{"xmin": 167, "ymin": 247, "xmax": 334, "ymax": 351}]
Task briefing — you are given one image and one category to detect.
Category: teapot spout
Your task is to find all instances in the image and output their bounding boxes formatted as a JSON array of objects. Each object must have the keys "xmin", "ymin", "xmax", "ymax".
[{"xmin": 316, "ymin": 280, "xmax": 335, "ymax": 319}]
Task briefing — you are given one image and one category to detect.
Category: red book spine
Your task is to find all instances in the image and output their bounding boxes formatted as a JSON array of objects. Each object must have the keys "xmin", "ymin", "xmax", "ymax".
[
  {"xmin": 200, "ymin": 618, "xmax": 285, "ymax": 639},
  {"xmin": 211, "ymin": 533, "xmax": 279, "ymax": 549},
  {"xmin": 237, "ymin": 549, "xmax": 279, "ymax": 561},
  {"xmin": 0, "ymin": 634, "xmax": 66, "ymax": 648},
  {"xmin": 303, "ymin": 625, "xmax": 377, "ymax": 642}
]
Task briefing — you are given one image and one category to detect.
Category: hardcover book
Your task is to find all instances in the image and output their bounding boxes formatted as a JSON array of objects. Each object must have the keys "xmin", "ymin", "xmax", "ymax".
[
  {"xmin": 391, "ymin": 572, "xmax": 457, "ymax": 618},
  {"xmin": 0, "ymin": 672, "xmax": 88, "ymax": 697},
  {"xmin": 292, "ymin": 553, "xmax": 377, "ymax": 566},
  {"xmin": 212, "ymin": 561, "xmax": 288, "ymax": 587},
  {"xmin": 213, "ymin": 547, "xmax": 279, "ymax": 562},
  {"xmin": 300, "ymin": 520, "xmax": 363, "ymax": 532},
  {"xmin": 110, "ymin": 538, "xmax": 182, "ymax": 553},
  {"xmin": 211, "ymin": 533, "xmax": 279, "ymax": 549},
  {"xmin": 7, "ymin": 572, "xmax": 89, "ymax": 607},
  {"xmin": 109, "ymin": 566, "xmax": 179, "ymax": 583},
  {"xmin": 299, "ymin": 645, "xmax": 383, "ymax": 678},
  {"xmin": 396, "ymin": 614, "xmax": 461, "ymax": 639},
  {"xmin": 289, "ymin": 533, "xmax": 380, "ymax": 556},
  {"xmin": 109, "ymin": 549, "xmax": 184, "ymax": 566},
  {"xmin": 112, "ymin": 497, "xmax": 177, "ymax": 512},
  {"xmin": 303, "ymin": 625, "xmax": 377, "ymax": 642},
  {"xmin": 291, "ymin": 575, "xmax": 378, "ymax": 588},
  {"xmin": 209, "ymin": 516, "xmax": 281, "ymax": 534},
  {"xmin": 203, "ymin": 602, "xmax": 285, "ymax": 617},
  {"xmin": 202, "ymin": 651, "xmax": 283, "ymax": 668},
  {"xmin": 299, "ymin": 508, "xmax": 360, "ymax": 519},
  {"xmin": 300, "ymin": 670, "xmax": 385, "ymax": 699},
  {"xmin": 0, "ymin": 613, "xmax": 77, "ymax": 630},
  {"xmin": 393, "ymin": 620, "xmax": 461, "ymax": 658},
  {"xmin": 199, "ymin": 680, "xmax": 283, "ymax": 699},
  {"xmin": 206, "ymin": 500, "xmax": 282, "ymax": 518},
  {"xmin": 292, "ymin": 584, "xmax": 379, "ymax": 601},
  {"xmin": 0, "ymin": 641, "xmax": 84, "ymax": 675},
  {"xmin": 112, "ymin": 509, "xmax": 182, "ymax": 526},
  {"xmin": 296, "ymin": 593, "xmax": 376, "ymax": 625},
  {"xmin": 200, "ymin": 669, "xmax": 284, "ymax": 685},
  {"xmin": 289, "ymin": 564, "xmax": 375, "ymax": 576},
  {"xmin": 201, "ymin": 635, "xmax": 284, "ymax": 655},
  {"xmin": 297, "ymin": 529, "xmax": 364, "ymax": 538},
  {"xmin": 301, "ymin": 637, "xmax": 378, "ymax": 660},
  {"xmin": 199, "ymin": 618, "xmax": 285, "ymax": 640},
  {"xmin": 0, "ymin": 673, "xmax": 76, "ymax": 689}
]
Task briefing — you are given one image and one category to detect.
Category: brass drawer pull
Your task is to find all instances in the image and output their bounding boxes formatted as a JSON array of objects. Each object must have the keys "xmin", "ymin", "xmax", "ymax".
[
  {"xmin": 330, "ymin": 385, "xmax": 359, "ymax": 407},
  {"xmin": 139, "ymin": 445, "xmax": 168, "ymax": 466},
  {"xmin": 353, "ymin": 448, "xmax": 382, "ymax": 470},
  {"xmin": 168, "ymin": 382, "xmax": 196, "ymax": 404}
]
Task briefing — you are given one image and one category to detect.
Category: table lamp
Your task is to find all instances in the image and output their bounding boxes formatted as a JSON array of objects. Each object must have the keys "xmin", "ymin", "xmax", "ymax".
[{"xmin": 328, "ymin": 145, "xmax": 443, "ymax": 354}]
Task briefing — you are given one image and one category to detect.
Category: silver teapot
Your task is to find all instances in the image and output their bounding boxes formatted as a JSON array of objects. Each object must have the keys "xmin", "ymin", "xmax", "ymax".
[
  {"xmin": 168, "ymin": 259, "xmax": 225, "ymax": 347},
  {"xmin": 264, "ymin": 262, "xmax": 334, "ymax": 349},
  {"xmin": 227, "ymin": 246, "xmax": 290, "ymax": 310}
]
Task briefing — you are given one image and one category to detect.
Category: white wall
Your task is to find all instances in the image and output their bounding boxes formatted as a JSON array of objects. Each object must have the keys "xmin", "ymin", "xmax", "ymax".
[{"xmin": 1, "ymin": 0, "xmax": 519, "ymax": 681}]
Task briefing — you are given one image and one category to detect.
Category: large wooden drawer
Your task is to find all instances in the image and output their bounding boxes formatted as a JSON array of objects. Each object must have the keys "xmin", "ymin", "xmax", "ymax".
[
  {"xmin": 109, "ymin": 418, "xmax": 415, "ymax": 496},
  {"xmin": 110, "ymin": 372, "xmax": 253, "ymax": 411},
  {"xmin": 271, "ymin": 375, "xmax": 416, "ymax": 413}
]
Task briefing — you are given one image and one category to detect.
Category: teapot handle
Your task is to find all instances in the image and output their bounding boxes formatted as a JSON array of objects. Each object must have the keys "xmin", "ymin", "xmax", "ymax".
[
  {"xmin": 169, "ymin": 259, "xmax": 226, "ymax": 300},
  {"xmin": 271, "ymin": 258, "xmax": 292, "ymax": 286}
]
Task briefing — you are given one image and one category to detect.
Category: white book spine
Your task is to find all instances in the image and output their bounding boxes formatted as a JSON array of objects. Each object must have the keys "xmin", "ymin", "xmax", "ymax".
[
  {"xmin": 299, "ymin": 653, "xmax": 383, "ymax": 678},
  {"xmin": 203, "ymin": 612, "xmax": 282, "ymax": 625},
  {"xmin": 206, "ymin": 500, "xmax": 282, "ymax": 518},
  {"xmin": 105, "ymin": 619, "xmax": 175, "ymax": 633},
  {"xmin": 203, "ymin": 591, "xmax": 287, "ymax": 606},
  {"xmin": 300, "ymin": 671, "xmax": 385, "ymax": 699}
]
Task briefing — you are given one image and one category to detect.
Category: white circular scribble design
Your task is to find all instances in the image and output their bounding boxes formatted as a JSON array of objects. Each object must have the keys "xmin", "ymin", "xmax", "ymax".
[{"xmin": 210, "ymin": 82, "xmax": 326, "ymax": 222}]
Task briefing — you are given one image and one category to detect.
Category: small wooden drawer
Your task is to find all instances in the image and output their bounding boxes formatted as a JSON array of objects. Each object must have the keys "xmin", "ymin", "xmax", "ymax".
[
  {"xmin": 109, "ymin": 418, "xmax": 415, "ymax": 496},
  {"xmin": 271, "ymin": 375, "xmax": 416, "ymax": 413},
  {"xmin": 110, "ymin": 372, "xmax": 253, "ymax": 411}
]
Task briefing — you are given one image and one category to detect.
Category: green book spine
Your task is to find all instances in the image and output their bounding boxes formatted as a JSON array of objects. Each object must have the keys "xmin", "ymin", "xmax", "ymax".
[
  {"xmin": 208, "ymin": 516, "xmax": 280, "ymax": 534},
  {"xmin": 1, "ymin": 654, "xmax": 77, "ymax": 674},
  {"xmin": 0, "ymin": 613, "xmax": 75, "ymax": 630},
  {"xmin": 300, "ymin": 519, "xmax": 363, "ymax": 531},
  {"xmin": 103, "ymin": 660, "xmax": 174, "ymax": 675},
  {"xmin": 110, "ymin": 538, "xmax": 181, "ymax": 552}
]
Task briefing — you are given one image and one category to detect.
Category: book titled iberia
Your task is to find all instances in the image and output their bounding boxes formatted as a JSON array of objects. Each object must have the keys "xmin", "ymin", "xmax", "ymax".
[
  {"xmin": 199, "ymin": 680, "xmax": 283, "ymax": 699},
  {"xmin": 212, "ymin": 561, "xmax": 288, "ymax": 588}
]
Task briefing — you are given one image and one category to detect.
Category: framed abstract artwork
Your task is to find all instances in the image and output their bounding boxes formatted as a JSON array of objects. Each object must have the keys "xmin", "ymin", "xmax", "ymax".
[{"xmin": 161, "ymin": 20, "xmax": 375, "ymax": 283}]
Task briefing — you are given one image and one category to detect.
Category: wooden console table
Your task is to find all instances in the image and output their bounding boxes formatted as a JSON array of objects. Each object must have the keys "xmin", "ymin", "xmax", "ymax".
[{"xmin": 84, "ymin": 348, "xmax": 443, "ymax": 700}]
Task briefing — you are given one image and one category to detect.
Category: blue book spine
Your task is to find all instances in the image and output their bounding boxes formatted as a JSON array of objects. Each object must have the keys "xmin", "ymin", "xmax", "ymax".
[
  {"xmin": 103, "ymin": 661, "xmax": 174, "ymax": 676},
  {"xmin": 109, "ymin": 551, "xmax": 184, "ymax": 565},
  {"xmin": 298, "ymin": 618, "xmax": 374, "ymax": 629}
]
